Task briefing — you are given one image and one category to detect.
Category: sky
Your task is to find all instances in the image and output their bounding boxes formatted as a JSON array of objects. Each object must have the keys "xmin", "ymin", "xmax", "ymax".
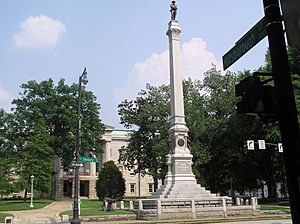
[{"xmin": 0, "ymin": 0, "xmax": 270, "ymax": 129}]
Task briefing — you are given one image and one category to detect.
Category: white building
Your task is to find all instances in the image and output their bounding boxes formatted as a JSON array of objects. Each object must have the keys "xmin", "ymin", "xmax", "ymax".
[{"xmin": 52, "ymin": 124, "xmax": 155, "ymax": 200}]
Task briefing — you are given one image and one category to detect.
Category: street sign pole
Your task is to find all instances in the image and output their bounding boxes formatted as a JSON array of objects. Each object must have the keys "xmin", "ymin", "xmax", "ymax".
[{"xmin": 263, "ymin": 0, "xmax": 300, "ymax": 222}]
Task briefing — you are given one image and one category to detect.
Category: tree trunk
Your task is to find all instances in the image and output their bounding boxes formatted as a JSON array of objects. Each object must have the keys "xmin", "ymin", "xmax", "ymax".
[
  {"xmin": 266, "ymin": 177, "xmax": 277, "ymax": 201},
  {"xmin": 24, "ymin": 188, "xmax": 28, "ymax": 203}
]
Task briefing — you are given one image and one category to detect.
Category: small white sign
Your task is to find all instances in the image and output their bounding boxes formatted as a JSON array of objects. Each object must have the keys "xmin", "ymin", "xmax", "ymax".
[
  {"xmin": 247, "ymin": 140, "xmax": 255, "ymax": 150},
  {"xmin": 278, "ymin": 143, "xmax": 283, "ymax": 152},
  {"xmin": 258, "ymin": 140, "xmax": 266, "ymax": 149}
]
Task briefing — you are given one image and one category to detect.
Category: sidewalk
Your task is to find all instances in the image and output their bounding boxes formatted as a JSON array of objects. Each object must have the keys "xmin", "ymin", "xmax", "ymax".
[{"xmin": 8, "ymin": 200, "xmax": 72, "ymax": 224}]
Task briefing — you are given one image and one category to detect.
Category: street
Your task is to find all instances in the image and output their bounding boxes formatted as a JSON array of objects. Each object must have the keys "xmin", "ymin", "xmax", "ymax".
[{"xmin": 217, "ymin": 219, "xmax": 292, "ymax": 224}]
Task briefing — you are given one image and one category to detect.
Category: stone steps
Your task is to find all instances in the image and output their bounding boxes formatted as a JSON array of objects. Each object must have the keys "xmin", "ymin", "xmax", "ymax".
[{"xmin": 164, "ymin": 183, "xmax": 217, "ymax": 199}]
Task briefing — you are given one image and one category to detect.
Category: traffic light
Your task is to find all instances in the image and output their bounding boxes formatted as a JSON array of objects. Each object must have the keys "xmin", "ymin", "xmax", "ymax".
[
  {"xmin": 235, "ymin": 76, "xmax": 264, "ymax": 114},
  {"xmin": 261, "ymin": 85, "xmax": 279, "ymax": 121},
  {"xmin": 235, "ymin": 74, "xmax": 279, "ymax": 121}
]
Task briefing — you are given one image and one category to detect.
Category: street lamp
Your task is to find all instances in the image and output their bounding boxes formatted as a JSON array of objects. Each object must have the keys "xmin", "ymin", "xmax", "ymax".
[
  {"xmin": 71, "ymin": 67, "xmax": 88, "ymax": 224},
  {"xmin": 29, "ymin": 175, "xmax": 34, "ymax": 208}
]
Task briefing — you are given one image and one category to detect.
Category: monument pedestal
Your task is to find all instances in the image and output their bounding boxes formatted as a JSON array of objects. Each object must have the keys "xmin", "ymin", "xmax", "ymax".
[{"xmin": 150, "ymin": 145, "xmax": 219, "ymax": 200}]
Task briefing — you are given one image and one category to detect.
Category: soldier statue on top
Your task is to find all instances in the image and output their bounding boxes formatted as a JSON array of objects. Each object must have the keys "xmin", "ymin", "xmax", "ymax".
[{"xmin": 170, "ymin": 1, "xmax": 177, "ymax": 20}]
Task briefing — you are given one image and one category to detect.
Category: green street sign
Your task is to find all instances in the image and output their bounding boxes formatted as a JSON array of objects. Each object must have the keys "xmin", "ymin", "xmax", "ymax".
[
  {"xmin": 79, "ymin": 156, "xmax": 99, "ymax": 163},
  {"xmin": 223, "ymin": 17, "xmax": 267, "ymax": 70}
]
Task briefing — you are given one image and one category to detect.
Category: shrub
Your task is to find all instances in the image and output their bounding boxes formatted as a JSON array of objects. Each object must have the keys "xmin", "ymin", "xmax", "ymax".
[{"xmin": 96, "ymin": 161, "xmax": 125, "ymax": 200}]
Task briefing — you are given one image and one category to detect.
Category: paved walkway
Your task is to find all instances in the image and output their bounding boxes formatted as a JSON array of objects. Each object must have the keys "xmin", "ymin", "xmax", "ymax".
[{"xmin": 8, "ymin": 200, "xmax": 72, "ymax": 224}]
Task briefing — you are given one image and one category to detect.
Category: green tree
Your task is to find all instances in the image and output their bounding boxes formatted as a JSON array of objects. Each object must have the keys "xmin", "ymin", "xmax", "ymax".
[
  {"xmin": 118, "ymin": 84, "xmax": 170, "ymax": 191},
  {"xmin": 11, "ymin": 79, "xmax": 104, "ymax": 167},
  {"xmin": 96, "ymin": 160, "xmax": 125, "ymax": 200},
  {"xmin": 16, "ymin": 119, "xmax": 53, "ymax": 196},
  {"xmin": 0, "ymin": 109, "xmax": 15, "ymax": 198},
  {"xmin": 1, "ymin": 78, "xmax": 104, "ymax": 197},
  {"xmin": 199, "ymin": 68, "xmax": 265, "ymax": 195}
]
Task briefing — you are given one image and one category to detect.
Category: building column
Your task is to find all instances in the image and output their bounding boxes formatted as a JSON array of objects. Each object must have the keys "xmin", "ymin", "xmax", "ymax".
[
  {"xmin": 90, "ymin": 162, "xmax": 96, "ymax": 176},
  {"xmin": 105, "ymin": 141, "xmax": 111, "ymax": 162},
  {"xmin": 89, "ymin": 178, "xmax": 97, "ymax": 199}
]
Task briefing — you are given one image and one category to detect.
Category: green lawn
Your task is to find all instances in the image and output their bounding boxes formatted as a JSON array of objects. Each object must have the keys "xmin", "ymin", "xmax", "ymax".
[
  {"xmin": 260, "ymin": 204, "xmax": 290, "ymax": 211},
  {"xmin": 0, "ymin": 199, "xmax": 54, "ymax": 211},
  {"xmin": 0, "ymin": 213, "xmax": 14, "ymax": 223},
  {"xmin": 60, "ymin": 199, "xmax": 134, "ymax": 217}
]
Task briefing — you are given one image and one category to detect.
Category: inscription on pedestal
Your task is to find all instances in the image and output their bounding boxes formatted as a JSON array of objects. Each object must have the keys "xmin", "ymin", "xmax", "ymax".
[{"xmin": 176, "ymin": 162, "xmax": 191, "ymax": 174}]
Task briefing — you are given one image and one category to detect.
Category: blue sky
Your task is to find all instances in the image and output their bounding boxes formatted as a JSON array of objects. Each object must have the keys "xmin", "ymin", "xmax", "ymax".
[{"xmin": 0, "ymin": 0, "xmax": 269, "ymax": 129}]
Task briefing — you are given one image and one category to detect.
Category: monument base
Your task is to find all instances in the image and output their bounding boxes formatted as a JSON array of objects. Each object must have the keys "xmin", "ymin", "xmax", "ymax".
[{"xmin": 149, "ymin": 153, "xmax": 220, "ymax": 200}]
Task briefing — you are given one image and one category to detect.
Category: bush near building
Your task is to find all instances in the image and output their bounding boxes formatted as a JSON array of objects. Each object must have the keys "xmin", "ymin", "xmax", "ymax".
[{"xmin": 96, "ymin": 161, "xmax": 125, "ymax": 200}]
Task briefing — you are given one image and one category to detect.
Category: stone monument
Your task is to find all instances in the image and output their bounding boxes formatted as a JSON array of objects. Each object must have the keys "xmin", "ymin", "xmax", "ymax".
[
  {"xmin": 149, "ymin": 0, "xmax": 219, "ymax": 200},
  {"xmin": 134, "ymin": 3, "xmax": 256, "ymax": 220}
]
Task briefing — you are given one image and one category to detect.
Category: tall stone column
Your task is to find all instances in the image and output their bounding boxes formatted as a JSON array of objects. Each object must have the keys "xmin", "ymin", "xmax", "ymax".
[
  {"xmin": 149, "ymin": 1, "xmax": 221, "ymax": 200},
  {"xmin": 166, "ymin": 4, "xmax": 195, "ymax": 185},
  {"xmin": 167, "ymin": 19, "xmax": 186, "ymax": 130}
]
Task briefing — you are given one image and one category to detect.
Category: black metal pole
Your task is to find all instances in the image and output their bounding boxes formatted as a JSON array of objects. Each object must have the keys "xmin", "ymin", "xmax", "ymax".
[
  {"xmin": 263, "ymin": 0, "xmax": 300, "ymax": 222},
  {"xmin": 71, "ymin": 74, "xmax": 83, "ymax": 224}
]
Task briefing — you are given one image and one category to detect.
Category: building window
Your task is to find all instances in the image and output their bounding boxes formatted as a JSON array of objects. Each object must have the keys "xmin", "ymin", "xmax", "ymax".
[
  {"xmin": 148, "ymin": 183, "xmax": 154, "ymax": 193},
  {"xmin": 130, "ymin": 184, "xmax": 135, "ymax": 193}
]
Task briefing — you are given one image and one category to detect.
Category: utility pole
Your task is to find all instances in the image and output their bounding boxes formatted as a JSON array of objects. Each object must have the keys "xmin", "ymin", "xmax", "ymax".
[{"xmin": 263, "ymin": 0, "xmax": 300, "ymax": 222}]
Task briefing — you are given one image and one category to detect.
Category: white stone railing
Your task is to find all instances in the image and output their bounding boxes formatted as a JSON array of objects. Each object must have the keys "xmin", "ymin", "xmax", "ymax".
[{"xmin": 133, "ymin": 197, "xmax": 259, "ymax": 220}]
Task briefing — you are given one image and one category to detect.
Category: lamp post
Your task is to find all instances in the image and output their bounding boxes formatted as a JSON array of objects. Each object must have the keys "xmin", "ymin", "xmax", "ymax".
[
  {"xmin": 29, "ymin": 175, "xmax": 34, "ymax": 208},
  {"xmin": 71, "ymin": 67, "xmax": 88, "ymax": 224}
]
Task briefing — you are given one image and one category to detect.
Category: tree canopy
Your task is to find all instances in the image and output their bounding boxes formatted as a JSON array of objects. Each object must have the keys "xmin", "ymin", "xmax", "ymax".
[{"xmin": 0, "ymin": 78, "xmax": 104, "ymax": 196}]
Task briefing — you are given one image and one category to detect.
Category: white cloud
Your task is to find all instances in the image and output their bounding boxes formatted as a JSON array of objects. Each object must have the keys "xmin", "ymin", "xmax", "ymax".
[
  {"xmin": 133, "ymin": 50, "xmax": 169, "ymax": 86},
  {"xmin": 0, "ymin": 86, "xmax": 14, "ymax": 112},
  {"xmin": 181, "ymin": 38, "xmax": 221, "ymax": 80},
  {"xmin": 14, "ymin": 15, "xmax": 66, "ymax": 49},
  {"xmin": 133, "ymin": 38, "xmax": 221, "ymax": 87},
  {"xmin": 116, "ymin": 37, "xmax": 221, "ymax": 102}
]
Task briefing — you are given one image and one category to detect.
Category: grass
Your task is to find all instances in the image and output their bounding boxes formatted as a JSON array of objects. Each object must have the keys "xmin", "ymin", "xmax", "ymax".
[
  {"xmin": 0, "ymin": 213, "xmax": 14, "ymax": 223},
  {"xmin": 0, "ymin": 199, "xmax": 54, "ymax": 211},
  {"xmin": 259, "ymin": 199, "xmax": 291, "ymax": 211},
  {"xmin": 260, "ymin": 204, "xmax": 290, "ymax": 211},
  {"xmin": 59, "ymin": 199, "xmax": 134, "ymax": 217}
]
